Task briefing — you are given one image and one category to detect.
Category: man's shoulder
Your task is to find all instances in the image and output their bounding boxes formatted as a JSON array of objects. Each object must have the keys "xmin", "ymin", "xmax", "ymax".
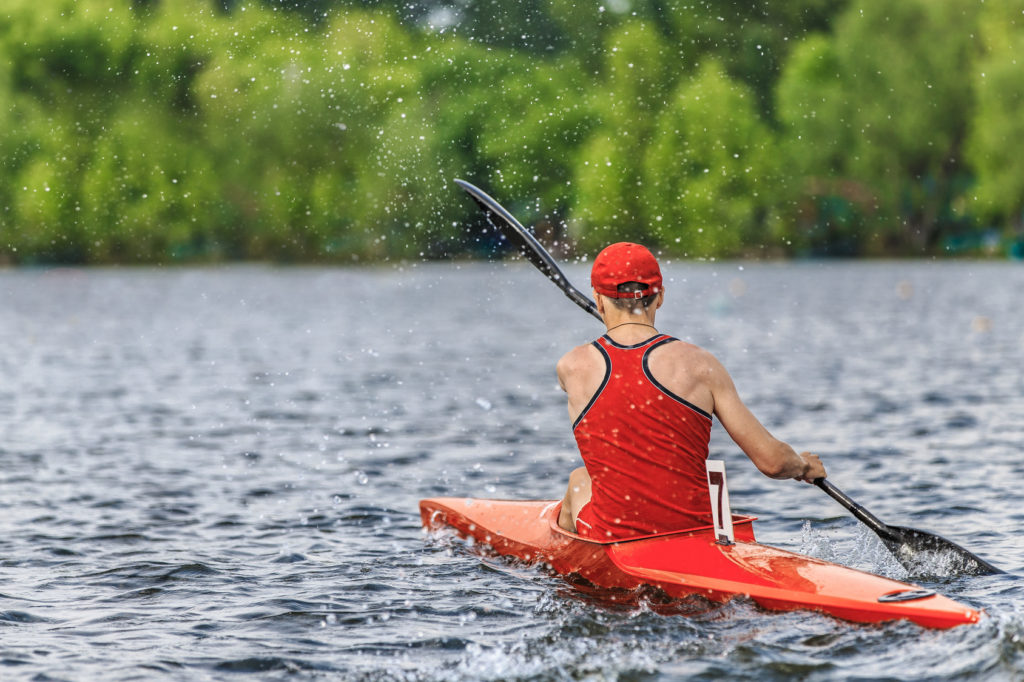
[
  {"xmin": 556, "ymin": 342, "xmax": 605, "ymax": 393},
  {"xmin": 651, "ymin": 337, "xmax": 726, "ymax": 379},
  {"xmin": 658, "ymin": 337, "xmax": 716, "ymax": 362},
  {"xmin": 557, "ymin": 342, "xmax": 602, "ymax": 372},
  {"xmin": 559, "ymin": 341, "xmax": 599, "ymax": 363}
]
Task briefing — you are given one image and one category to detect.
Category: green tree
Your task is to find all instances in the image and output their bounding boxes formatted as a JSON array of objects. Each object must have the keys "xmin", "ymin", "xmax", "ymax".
[
  {"xmin": 642, "ymin": 60, "xmax": 777, "ymax": 258},
  {"xmin": 0, "ymin": 0, "xmax": 142, "ymax": 262},
  {"xmin": 651, "ymin": 0, "xmax": 847, "ymax": 116},
  {"xmin": 775, "ymin": 0, "xmax": 982, "ymax": 254},
  {"xmin": 774, "ymin": 35, "xmax": 862, "ymax": 254},
  {"xmin": 191, "ymin": 6, "xmax": 425, "ymax": 259},
  {"xmin": 78, "ymin": 102, "xmax": 222, "ymax": 262},
  {"xmin": 475, "ymin": 58, "xmax": 595, "ymax": 212},
  {"xmin": 568, "ymin": 20, "xmax": 674, "ymax": 252},
  {"xmin": 966, "ymin": 0, "xmax": 1024, "ymax": 235}
]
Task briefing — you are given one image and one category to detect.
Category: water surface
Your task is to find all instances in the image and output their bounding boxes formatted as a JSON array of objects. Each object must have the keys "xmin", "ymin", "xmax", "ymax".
[{"xmin": 1, "ymin": 261, "xmax": 1022, "ymax": 680}]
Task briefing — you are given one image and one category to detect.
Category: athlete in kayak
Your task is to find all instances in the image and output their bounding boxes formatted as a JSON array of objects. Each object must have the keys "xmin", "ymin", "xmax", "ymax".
[{"xmin": 557, "ymin": 242, "xmax": 826, "ymax": 539}]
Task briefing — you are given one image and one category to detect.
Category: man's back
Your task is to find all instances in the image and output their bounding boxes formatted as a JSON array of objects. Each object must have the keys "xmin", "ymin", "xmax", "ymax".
[{"xmin": 562, "ymin": 333, "xmax": 715, "ymax": 539}]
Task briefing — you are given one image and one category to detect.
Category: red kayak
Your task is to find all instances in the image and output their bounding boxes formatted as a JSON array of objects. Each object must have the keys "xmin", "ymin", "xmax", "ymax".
[{"xmin": 420, "ymin": 497, "xmax": 981, "ymax": 629}]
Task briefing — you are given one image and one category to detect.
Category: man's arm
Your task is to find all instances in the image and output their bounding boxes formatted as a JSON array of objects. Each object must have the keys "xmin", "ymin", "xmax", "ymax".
[{"xmin": 705, "ymin": 353, "xmax": 825, "ymax": 482}]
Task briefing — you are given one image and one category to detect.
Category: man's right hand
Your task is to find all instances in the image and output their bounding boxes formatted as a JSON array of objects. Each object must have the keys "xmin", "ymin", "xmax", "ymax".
[{"xmin": 797, "ymin": 452, "xmax": 826, "ymax": 483}]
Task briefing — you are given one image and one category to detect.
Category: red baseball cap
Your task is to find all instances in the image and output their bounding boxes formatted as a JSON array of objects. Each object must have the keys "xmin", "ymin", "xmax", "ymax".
[{"xmin": 590, "ymin": 242, "xmax": 663, "ymax": 299}]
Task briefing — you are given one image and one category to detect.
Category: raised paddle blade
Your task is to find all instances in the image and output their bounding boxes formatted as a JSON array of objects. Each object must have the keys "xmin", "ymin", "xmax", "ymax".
[
  {"xmin": 814, "ymin": 478, "xmax": 1002, "ymax": 576},
  {"xmin": 454, "ymin": 178, "xmax": 602, "ymax": 322}
]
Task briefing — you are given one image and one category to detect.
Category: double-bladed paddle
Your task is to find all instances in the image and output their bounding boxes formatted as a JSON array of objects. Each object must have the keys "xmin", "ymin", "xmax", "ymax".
[{"xmin": 454, "ymin": 177, "xmax": 1003, "ymax": 577}]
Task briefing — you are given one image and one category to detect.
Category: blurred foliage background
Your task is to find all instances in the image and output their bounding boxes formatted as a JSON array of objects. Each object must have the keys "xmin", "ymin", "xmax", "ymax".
[{"xmin": 2, "ymin": 0, "xmax": 1023, "ymax": 265}]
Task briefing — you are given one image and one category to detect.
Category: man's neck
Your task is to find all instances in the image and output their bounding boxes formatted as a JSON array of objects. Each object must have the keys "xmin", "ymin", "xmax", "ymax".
[{"xmin": 603, "ymin": 313, "xmax": 658, "ymax": 335}]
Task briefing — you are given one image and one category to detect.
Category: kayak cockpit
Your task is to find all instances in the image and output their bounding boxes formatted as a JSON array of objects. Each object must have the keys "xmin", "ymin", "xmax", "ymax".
[
  {"xmin": 543, "ymin": 503, "xmax": 758, "ymax": 546},
  {"xmin": 420, "ymin": 497, "xmax": 757, "ymax": 560}
]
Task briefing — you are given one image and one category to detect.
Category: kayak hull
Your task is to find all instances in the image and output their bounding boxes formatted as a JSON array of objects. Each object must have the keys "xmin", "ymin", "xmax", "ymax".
[{"xmin": 420, "ymin": 497, "xmax": 981, "ymax": 629}]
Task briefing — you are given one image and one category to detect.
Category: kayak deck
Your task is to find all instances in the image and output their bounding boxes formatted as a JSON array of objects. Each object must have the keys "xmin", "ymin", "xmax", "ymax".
[{"xmin": 420, "ymin": 497, "xmax": 981, "ymax": 629}]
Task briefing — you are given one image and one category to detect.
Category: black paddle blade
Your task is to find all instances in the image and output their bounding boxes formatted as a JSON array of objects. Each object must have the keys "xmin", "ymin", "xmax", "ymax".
[
  {"xmin": 454, "ymin": 178, "xmax": 602, "ymax": 322},
  {"xmin": 879, "ymin": 526, "xmax": 1003, "ymax": 577},
  {"xmin": 814, "ymin": 479, "xmax": 1002, "ymax": 577}
]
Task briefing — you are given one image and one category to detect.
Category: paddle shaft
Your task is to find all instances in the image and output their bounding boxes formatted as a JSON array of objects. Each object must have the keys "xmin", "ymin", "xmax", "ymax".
[
  {"xmin": 454, "ymin": 179, "xmax": 602, "ymax": 322},
  {"xmin": 814, "ymin": 478, "xmax": 898, "ymax": 542}
]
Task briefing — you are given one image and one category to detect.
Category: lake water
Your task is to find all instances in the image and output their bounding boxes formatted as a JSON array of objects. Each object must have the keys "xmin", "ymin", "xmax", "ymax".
[{"xmin": 1, "ymin": 261, "xmax": 1022, "ymax": 680}]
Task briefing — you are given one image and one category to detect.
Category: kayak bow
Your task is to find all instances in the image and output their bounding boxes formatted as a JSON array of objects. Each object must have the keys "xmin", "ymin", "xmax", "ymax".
[{"xmin": 420, "ymin": 497, "xmax": 981, "ymax": 629}]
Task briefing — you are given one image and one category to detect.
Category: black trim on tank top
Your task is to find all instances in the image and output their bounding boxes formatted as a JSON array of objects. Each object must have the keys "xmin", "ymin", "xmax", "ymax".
[
  {"xmin": 642, "ymin": 337, "xmax": 713, "ymax": 421},
  {"xmin": 572, "ymin": 341, "xmax": 611, "ymax": 430},
  {"xmin": 600, "ymin": 334, "xmax": 664, "ymax": 350}
]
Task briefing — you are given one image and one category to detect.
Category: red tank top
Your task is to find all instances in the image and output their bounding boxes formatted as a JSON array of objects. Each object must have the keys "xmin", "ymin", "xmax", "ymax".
[{"xmin": 573, "ymin": 334, "xmax": 713, "ymax": 540}]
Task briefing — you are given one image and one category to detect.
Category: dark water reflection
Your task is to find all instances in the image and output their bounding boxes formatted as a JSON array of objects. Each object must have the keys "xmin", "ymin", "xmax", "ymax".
[{"xmin": 1, "ymin": 261, "xmax": 1022, "ymax": 680}]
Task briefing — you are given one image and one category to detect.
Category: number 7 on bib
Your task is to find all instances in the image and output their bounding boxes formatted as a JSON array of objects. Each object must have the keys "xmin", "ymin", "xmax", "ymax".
[{"xmin": 705, "ymin": 459, "xmax": 735, "ymax": 545}]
